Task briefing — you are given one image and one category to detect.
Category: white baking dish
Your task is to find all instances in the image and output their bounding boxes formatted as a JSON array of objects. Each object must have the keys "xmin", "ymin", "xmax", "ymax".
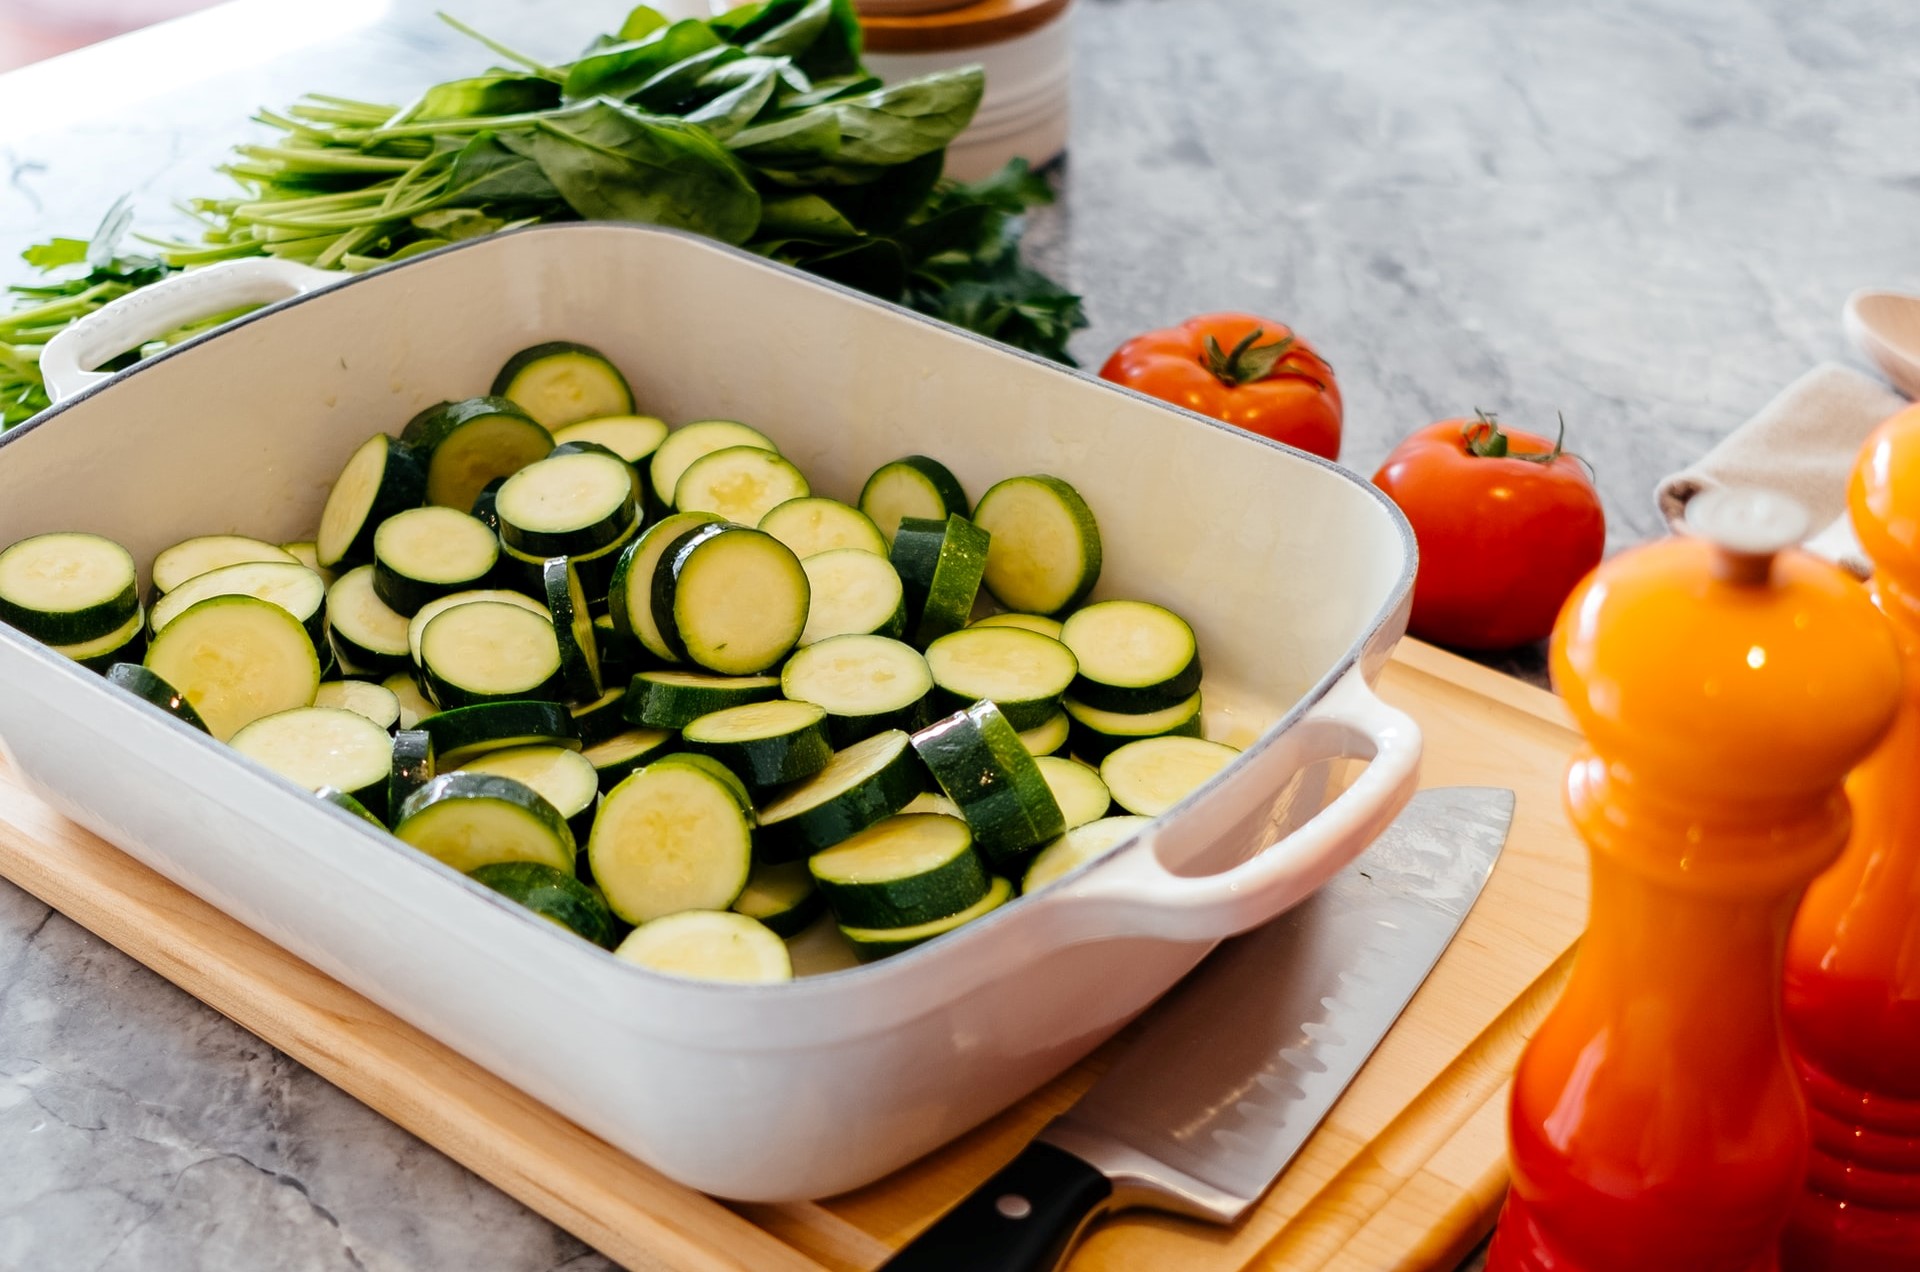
[{"xmin": 0, "ymin": 225, "xmax": 1419, "ymax": 1201}]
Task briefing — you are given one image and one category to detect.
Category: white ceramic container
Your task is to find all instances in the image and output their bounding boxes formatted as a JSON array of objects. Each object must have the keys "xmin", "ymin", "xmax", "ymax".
[{"xmin": 5, "ymin": 224, "xmax": 1420, "ymax": 1201}]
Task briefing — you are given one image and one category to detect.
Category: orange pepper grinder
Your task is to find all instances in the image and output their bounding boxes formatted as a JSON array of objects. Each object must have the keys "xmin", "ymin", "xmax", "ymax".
[
  {"xmin": 1781, "ymin": 405, "xmax": 1920, "ymax": 1271},
  {"xmin": 1486, "ymin": 488, "xmax": 1902, "ymax": 1272}
]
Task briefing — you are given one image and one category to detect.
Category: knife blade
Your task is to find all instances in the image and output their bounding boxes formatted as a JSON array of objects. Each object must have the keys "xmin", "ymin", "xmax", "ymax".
[{"xmin": 878, "ymin": 785, "xmax": 1514, "ymax": 1272}]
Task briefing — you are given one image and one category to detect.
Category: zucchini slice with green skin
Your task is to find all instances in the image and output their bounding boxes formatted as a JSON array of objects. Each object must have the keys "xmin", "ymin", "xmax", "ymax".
[
  {"xmin": 496, "ymin": 450, "xmax": 639, "ymax": 559},
  {"xmin": 614, "ymin": 910, "xmax": 791, "ymax": 983},
  {"xmin": 650, "ymin": 751, "xmax": 756, "ymax": 814},
  {"xmin": 624, "ymin": 669, "xmax": 781, "ymax": 730},
  {"xmin": 925, "ymin": 626, "xmax": 1077, "ymax": 730},
  {"xmin": 731, "ymin": 861, "xmax": 823, "ymax": 938},
  {"xmin": 901, "ymin": 790, "xmax": 964, "ymax": 818},
  {"xmin": 0, "ymin": 532, "xmax": 138, "ymax": 645},
  {"xmin": 1101, "ymin": 735, "xmax": 1241, "ymax": 816},
  {"xmin": 1018, "ymin": 710, "xmax": 1070, "ymax": 757},
  {"xmin": 809, "ymin": 812, "xmax": 989, "ymax": 929},
  {"xmin": 316, "ymin": 785, "xmax": 386, "ymax": 827},
  {"xmin": 151, "ymin": 560, "xmax": 328, "ymax": 649},
  {"xmin": 491, "ymin": 342, "xmax": 634, "ymax": 430},
  {"xmin": 859, "ymin": 456, "xmax": 970, "ymax": 544},
  {"xmin": 418, "ymin": 601, "xmax": 563, "ymax": 710},
  {"xmin": 582, "ymin": 727, "xmax": 677, "ymax": 792},
  {"xmin": 57, "ymin": 610, "xmax": 146, "ymax": 672},
  {"xmin": 754, "ymin": 728, "xmax": 925, "ymax": 862},
  {"xmin": 315, "ymin": 678, "xmax": 402, "ymax": 731},
  {"xmin": 1022, "ymin": 816, "xmax": 1152, "ymax": 894},
  {"xmin": 383, "ymin": 671, "xmax": 437, "ymax": 730},
  {"xmin": 419, "ymin": 700, "xmax": 578, "ymax": 768},
  {"xmin": 401, "ymin": 396, "xmax": 555, "ymax": 512},
  {"xmin": 105, "ymin": 663, "xmax": 209, "ymax": 733},
  {"xmin": 591, "ymin": 759, "xmax": 755, "ymax": 924},
  {"xmin": 460, "ymin": 744, "xmax": 601, "ymax": 847},
  {"xmin": 841, "ymin": 876, "xmax": 1013, "ymax": 962},
  {"xmin": 972, "ymin": 475, "xmax": 1103, "ymax": 617},
  {"xmin": 681, "ymin": 699, "xmax": 832, "ymax": 790},
  {"xmin": 798, "ymin": 549, "xmax": 906, "ymax": 646},
  {"xmin": 911, "ymin": 700, "xmax": 1065, "ymax": 870},
  {"xmin": 372, "ymin": 507, "xmax": 500, "ymax": 617},
  {"xmin": 145, "ymin": 595, "xmax": 320, "ymax": 742},
  {"xmin": 674, "ymin": 446, "xmax": 810, "ymax": 526},
  {"xmin": 1062, "ymin": 691, "xmax": 1204, "ymax": 762},
  {"xmin": 552, "ymin": 415, "xmax": 669, "ymax": 467},
  {"xmin": 1036, "ymin": 755, "xmax": 1112, "ymax": 829},
  {"xmin": 470, "ymin": 477, "xmax": 505, "ymax": 533},
  {"xmin": 316, "ymin": 433, "xmax": 427, "ymax": 569},
  {"xmin": 889, "ymin": 514, "xmax": 990, "ymax": 647},
  {"xmin": 607, "ymin": 510, "xmax": 724, "ymax": 662},
  {"xmin": 542, "ymin": 558, "xmax": 603, "ymax": 703},
  {"xmin": 407, "ymin": 588, "xmax": 549, "ymax": 668},
  {"xmin": 231, "ymin": 706, "xmax": 394, "ymax": 819},
  {"xmin": 395, "ymin": 772, "xmax": 576, "ymax": 875},
  {"xmin": 759, "ymin": 496, "xmax": 887, "ymax": 560},
  {"xmin": 548, "ymin": 439, "xmax": 647, "ymax": 511},
  {"xmin": 1060, "ymin": 600, "xmax": 1202, "ymax": 713},
  {"xmin": 389, "ymin": 727, "xmax": 436, "ymax": 820},
  {"xmin": 326, "ymin": 565, "xmax": 413, "ymax": 674},
  {"xmin": 568, "ymin": 685, "xmax": 629, "ymax": 747},
  {"xmin": 781, "ymin": 633, "xmax": 932, "ymax": 747},
  {"xmin": 496, "ymin": 514, "xmax": 640, "ymax": 608},
  {"xmin": 648, "ymin": 419, "xmax": 776, "ymax": 509},
  {"xmin": 469, "ymin": 860, "xmax": 620, "ymax": 949},
  {"xmin": 151, "ymin": 535, "xmax": 297, "ymax": 597},
  {"xmin": 651, "ymin": 524, "xmax": 808, "ymax": 675},
  {"xmin": 972, "ymin": 611, "xmax": 1064, "ymax": 640},
  {"xmin": 281, "ymin": 541, "xmax": 329, "ymax": 581},
  {"xmin": 593, "ymin": 613, "xmax": 642, "ymax": 686}
]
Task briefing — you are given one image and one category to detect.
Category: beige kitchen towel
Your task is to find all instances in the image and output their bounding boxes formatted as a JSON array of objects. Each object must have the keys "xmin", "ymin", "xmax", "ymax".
[{"xmin": 1656, "ymin": 363, "xmax": 1907, "ymax": 576}]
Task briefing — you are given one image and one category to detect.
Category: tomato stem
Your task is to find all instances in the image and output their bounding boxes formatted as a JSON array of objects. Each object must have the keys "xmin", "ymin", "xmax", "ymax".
[
  {"xmin": 1461, "ymin": 408, "xmax": 1572, "ymax": 465},
  {"xmin": 1201, "ymin": 327, "xmax": 1328, "ymax": 390}
]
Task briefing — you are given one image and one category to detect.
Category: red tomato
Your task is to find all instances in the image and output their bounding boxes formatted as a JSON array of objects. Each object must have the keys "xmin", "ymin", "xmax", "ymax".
[
  {"xmin": 1099, "ymin": 313, "xmax": 1343, "ymax": 460},
  {"xmin": 1372, "ymin": 413, "xmax": 1606, "ymax": 650}
]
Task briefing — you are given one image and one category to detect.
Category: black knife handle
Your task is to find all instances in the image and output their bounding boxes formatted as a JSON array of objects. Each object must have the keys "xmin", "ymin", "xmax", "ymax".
[{"xmin": 879, "ymin": 1141, "xmax": 1114, "ymax": 1272}]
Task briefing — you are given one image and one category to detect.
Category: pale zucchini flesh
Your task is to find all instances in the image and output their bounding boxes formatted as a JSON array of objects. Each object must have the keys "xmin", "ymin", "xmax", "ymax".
[
  {"xmin": 492, "ymin": 342, "xmax": 634, "ymax": 430},
  {"xmin": 653, "ymin": 525, "xmax": 808, "ymax": 675},
  {"xmin": 372, "ymin": 507, "xmax": 500, "ymax": 616},
  {"xmin": 858, "ymin": 456, "xmax": 970, "ymax": 544},
  {"xmin": 841, "ymin": 876, "xmax": 1013, "ymax": 962},
  {"xmin": 780, "ymin": 634, "xmax": 932, "ymax": 746},
  {"xmin": 1023, "ymin": 816, "xmax": 1152, "ymax": 894},
  {"xmin": 754, "ymin": 728, "xmax": 925, "ymax": 861},
  {"xmin": 496, "ymin": 451, "xmax": 638, "ymax": 557},
  {"xmin": 151, "ymin": 535, "xmax": 298, "ymax": 596},
  {"xmin": 0, "ymin": 532, "xmax": 139, "ymax": 645},
  {"xmin": 758, "ymin": 497, "xmax": 887, "ymax": 559},
  {"xmin": 648, "ymin": 419, "xmax": 777, "ymax": 508},
  {"xmin": 730, "ymin": 861, "xmax": 822, "ymax": 938},
  {"xmin": 383, "ymin": 670, "xmax": 439, "ymax": 730},
  {"xmin": 591, "ymin": 761, "xmax": 754, "ymax": 923},
  {"xmin": 403, "ymin": 397, "xmax": 555, "ymax": 512},
  {"xmin": 1017, "ymin": 710, "xmax": 1070, "ymax": 757},
  {"xmin": 582, "ymin": 727, "xmax": 678, "ymax": 791},
  {"xmin": 673, "ymin": 445, "xmax": 810, "ymax": 526},
  {"xmin": 1060, "ymin": 600, "xmax": 1202, "ymax": 712},
  {"xmin": 314, "ymin": 678, "xmax": 403, "ymax": 731},
  {"xmin": 144, "ymin": 595, "xmax": 321, "ymax": 742},
  {"xmin": 395, "ymin": 772, "xmax": 576, "ymax": 875},
  {"xmin": 809, "ymin": 812, "xmax": 989, "ymax": 929},
  {"xmin": 1063, "ymin": 690, "xmax": 1205, "ymax": 762},
  {"xmin": 316, "ymin": 433, "xmax": 426, "ymax": 569},
  {"xmin": 614, "ymin": 910, "xmax": 791, "ymax": 983},
  {"xmin": 973, "ymin": 475, "xmax": 1103, "ymax": 617},
  {"xmin": 419, "ymin": 601, "xmax": 563, "ymax": 708},
  {"xmin": 408, "ymin": 589, "xmax": 550, "ymax": 668},
  {"xmin": 551, "ymin": 415, "xmax": 670, "ymax": 464},
  {"xmin": 1101, "ymin": 736, "xmax": 1241, "ymax": 816},
  {"xmin": 151, "ymin": 561, "xmax": 326, "ymax": 646},
  {"xmin": 327, "ymin": 565, "xmax": 413, "ymax": 672},
  {"xmin": 1035, "ymin": 755, "xmax": 1113, "ymax": 829},
  {"xmin": 972, "ymin": 611, "xmax": 1064, "ymax": 640},
  {"xmin": 798, "ymin": 549, "xmax": 906, "ymax": 646},
  {"xmin": 609, "ymin": 510, "xmax": 724, "ymax": 662},
  {"xmin": 681, "ymin": 698, "xmax": 832, "ymax": 789},
  {"xmin": 230, "ymin": 707, "xmax": 394, "ymax": 812},
  {"xmin": 924, "ymin": 626, "xmax": 1078, "ymax": 730}
]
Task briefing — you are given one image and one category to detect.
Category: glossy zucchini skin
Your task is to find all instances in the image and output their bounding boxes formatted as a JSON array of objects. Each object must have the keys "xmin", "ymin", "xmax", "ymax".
[
  {"xmin": 911, "ymin": 700, "xmax": 1065, "ymax": 871},
  {"xmin": 624, "ymin": 671, "xmax": 782, "ymax": 730},
  {"xmin": 105, "ymin": 662, "xmax": 209, "ymax": 733},
  {"xmin": 387, "ymin": 728, "xmax": 437, "ymax": 826},
  {"xmin": 752, "ymin": 729, "xmax": 926, "ymax": 863},
  {"xmin": 808, "ymin": 813, "xmax": 990, "ymax": 930},
  {"xmin": 418, "ymin": 700, "xmax": 579, "ymax": 768},
  {"xmin": 889, "ymin": 514, "xmax": 990, "ymax": 648},
  {"xmin": 468, "ymin": 860, "xmax": 620, "ymax": 949},
  {"xmin": 841, "ymin": 876, "xmax": 1014, "ymax": 962},
  {"xmin": 681, "ymin": 702, "xmax": 833, "ymax": 792}
]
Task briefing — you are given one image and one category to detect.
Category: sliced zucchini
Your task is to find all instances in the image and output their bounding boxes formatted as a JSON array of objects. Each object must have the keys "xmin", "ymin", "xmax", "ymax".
[
  {"xmin": 973, "ymin": 475, "xmax": 1103, "ymax": 616},
  {"xmin": 1060, "ymin": 600, "xmax": 1202, "ymax": 713},
  {"xmin": 552, "ymin": 415, "xmax": 670, "ymax": 466},
  {"xmin": 911, "ymin": 701, "xmax": 1065, "ymax": 870},
  {"xmin": 55, "ymin": 609, "xmax": 147, "ymax": 672},
  {"xmin": 859, "ymin": 456, "xmax": 970, "ymax": 544},
  {"xmin": 624, "ymin": 669, "xmax": 780, "ymax": 729},
  {"xmin": 492, "ymin": 342, "xmax": 634, "ymax": 430},
  {"xmin": 418, "ymin": 600, "xmax": 562, "ymax": 710},
  {"xmin": 651, "ymin": 751, "xmax": 756, "ymax": 814},
  {"xmin": 593, "ymin": 613, "xmax": 641, "ymax": 686},
  {"xmin": 754, "ymin": 729, "xmax": 925, "ymax": 862},
  {"xmin": 972, "ymin": 611, "xmax": 1064, "ymax": 640},
  {"xmin": 389, "ymin": 727, "xmax": 436, "ymax": 819},
  {"xmin": 151, "ymin": 535, "xmax": 297, "ymax": 596},
  {"xmin": 316, "ymin": 785, "xmax": 386, "ymax": 827},
  {"xmin": 1018, "ymin": 710, "xmax": 1070, "ymax": 757},
  {"xmin": 144, "ymin": 595, "xmax": 320, "ymax": 742},
  {"xmin": 1063, "ymin": 691, "xmax": 1205, "ymax": 762},
  {"xmin": 542, "ymin": 558, "xmax": 603, "ymax": 703},
  {"xmin": 419, "ymin": 700, "xmax": 578, "ymax": 768},
  {"xmin": 0, "ymin": 532, "xmax": 138, "ymax": 645},
  {"xmin": 607, "ymin": 510, "xmax": 723, "ymax": 661},
  {"xmin": 651, "ymin": 524, "xmax": 807, "ymax": 675},
  {"xmin": 316, "ymin": 433, "xmax": 427, "ymax": 569},
  {"xmin": 470, "ymin": 476, "xmax": 505, "ymax": 533},
  {"xmin": 326, "ymin": 565, "xmax": 413, "ymax": 673},
  {"xmin": 1023, "ymin": 816, "xmax": 1152, "ymax": 894},
  {"xmin": 758, "ymin": 496, "xmax": 886, "ymax": 559},
  {"xmin": 496, "ymin": 450, "xmax": 639, "ymax": 559},
  {"xmin": 315, "ymin": 678, "xmax": 402, "ymax": 731},
  {"xmin": 925, "ymin": 626, "xmax": 1077, "ymax": 730},
  {"xmin": 901, "ymin": 790, "xmax": 964, "ymax": 819},
  {"xmin": 583, "ymin": 727, "xmax": 678, "ymax": 791},
  {"xmin": 591, "ymin": 759, "xmax": 755, "ymax": 923},
  {"xmin": 280, "ymin": 541, "xmax": 328, "ymax": 579},
  {"xmin": 1101, "ymin": 736, "xmax": 1241, "ymax": 816},
  {"xmin": 395, "ymin": 772, "xmax": 575, "ymax": 875},
  {"xmin": 889, "ymin": 514, "xmax": 990, "ymax": 647},
  {"xmin": 730, "ymin": 861, "xmax": 823, "ymax": 938},
  {"xmin": 231, "ymin": 707, "xmax": 394, "ymax": 818},
  {"xmin": 614, "ymin": 910, "xmax": 791, "ymax": 984},
  {"xmin": 151, "ymin": 560, "xmax": 328, "ymax": 648},
  {"xmin": 383, "ymin": 671, "xmax": 438, "ymax": 730},
  {"xmin": 674, "ymin": 446, "xmax": 810, "ymax": 526},
  {"xmin": 105, "ymin": 663, "xmax": 209, "ymax": 733},
  {"xmin": 780, "ymin": 634, "xmax": 932, "ymax": 746},
  {"xmin": 798, "ymin": 549, "xmax": 906, "ymax": 646},
  {"xmin": 568, "ymin": 685, "xmax": 629, "ymax": 747},
  {"xmin": 461, "ymin": 744, "xmax": 601, "ymax": 846},
  {"xmin": 371, "ymin": 507, "xmax": 500, "ymax": 617},
  {"xmin": 809, "ymin": 813, "xmax": 989, "ymax": 930},
  {"xmin": 496, "ymin": 513, "xmax": 641, "ymax": 608},
  {"xmin": 469, "ymin": 860, "xmax": 619, "ymax": 949},
  {"xmin": 841, "ymin": 876, "xmax": 1012, "ymax": 962},
  {"xmin": 681, "ymin": 699, "xmax": 832, "ymax": 790},
  {"xmin": 407, "ymin": 588, "xmax": 550, "ymax": 668},
  {"xmin": 648, "ymin": 419, "xmax": 776, "ymax": 508},
  {"xmin": 401, "ymin": 396, "xmax": 555, "ymax": 511},
  {"xmin": 1036, "ymin": 755, "xmax": 1112, "ymax": 830}
]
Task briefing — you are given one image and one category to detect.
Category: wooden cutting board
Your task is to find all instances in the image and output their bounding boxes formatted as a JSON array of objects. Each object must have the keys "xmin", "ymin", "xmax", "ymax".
[{"xmin": 0, "ymin": 639, "xmax": 1588, "ymax": 1272}]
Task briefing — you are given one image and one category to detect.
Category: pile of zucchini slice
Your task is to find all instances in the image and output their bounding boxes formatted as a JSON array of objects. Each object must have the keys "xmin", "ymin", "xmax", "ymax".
[{"xmin": 0, "ymin": 342, "xmax": 1247, "ymax": 983}]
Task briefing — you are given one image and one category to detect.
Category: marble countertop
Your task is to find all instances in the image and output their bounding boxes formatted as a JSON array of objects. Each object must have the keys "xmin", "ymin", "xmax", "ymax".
[{"xmin": 2, "ymin": 0, "xmax": 1917, "ymax": 1266}]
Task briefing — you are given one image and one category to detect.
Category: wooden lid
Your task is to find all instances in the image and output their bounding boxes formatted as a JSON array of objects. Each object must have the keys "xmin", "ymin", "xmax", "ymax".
[{"xmin": 860, "ymin": 0, "xmax": 1071, "ymax": 53}]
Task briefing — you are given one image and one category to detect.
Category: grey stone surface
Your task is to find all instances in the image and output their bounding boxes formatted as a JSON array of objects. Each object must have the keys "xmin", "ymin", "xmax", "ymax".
[{"xmin": 2, "ymin": 0, "xmax": 1917, "ymax": 1265}]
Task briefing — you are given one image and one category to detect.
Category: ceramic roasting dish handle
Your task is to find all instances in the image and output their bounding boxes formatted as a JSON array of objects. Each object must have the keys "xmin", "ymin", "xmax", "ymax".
[
  {"xmin": 39, "ymin": 257, "xmax": 340, "ymax": 403},
  {"xmin": 1049, "ymin": 665, "xmax": 1423, "ymax": 945}
]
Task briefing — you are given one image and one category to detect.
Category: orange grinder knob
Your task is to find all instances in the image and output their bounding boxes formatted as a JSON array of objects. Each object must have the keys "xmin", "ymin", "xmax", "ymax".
[{"xmin": 1486, "ymin": 488, "xmax": 1902, "ymax": 1272}]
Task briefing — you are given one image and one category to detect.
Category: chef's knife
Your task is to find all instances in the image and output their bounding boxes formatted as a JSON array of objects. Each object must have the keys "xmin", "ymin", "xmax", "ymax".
[{"xmin": 879, "ymin": 785, "xmax": 1514, "ymax": 1272}]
